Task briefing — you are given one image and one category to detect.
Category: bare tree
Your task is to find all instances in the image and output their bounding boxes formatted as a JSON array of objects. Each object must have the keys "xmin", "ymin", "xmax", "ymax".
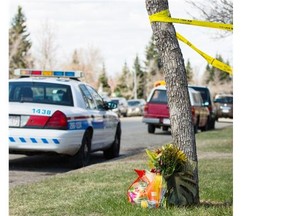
[
  {"xmin": 186, "ymin": 0, "xmax": 233, "ymax": 37},
  {"xmin": 79, "ymin": 45, "xmax": 103, "ymax": 88},
  {"xmin": 34, "ymin": 20, "xmax": 59, "ymax": 69},
  {"xmin": 146, "ymin": 0, "xmax": 199, "ymax": 205},
  {"xmin": 202, "ymin": 69, "xmax": 233, "ymax": 97},
  {"xmin": 62, "ymin": 45, "xmax": 103, "ymax": 89}
]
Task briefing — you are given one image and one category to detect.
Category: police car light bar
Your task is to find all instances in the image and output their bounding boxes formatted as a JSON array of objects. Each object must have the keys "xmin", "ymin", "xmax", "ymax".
[{"xmin": 14, "ymin": 69, "xmax": 83, "ymax": 78}]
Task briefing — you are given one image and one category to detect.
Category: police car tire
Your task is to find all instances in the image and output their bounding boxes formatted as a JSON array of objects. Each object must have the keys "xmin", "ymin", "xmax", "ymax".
[
  {"xmin": 104, "ymin": 125, "xmax": 121, "ymax": 159},
  {"xmin": 73, "ymin": 131, "xmax": 91, "ymax": 168}
]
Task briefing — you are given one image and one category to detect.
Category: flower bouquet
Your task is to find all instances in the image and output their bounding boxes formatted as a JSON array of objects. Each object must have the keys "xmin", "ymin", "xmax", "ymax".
[
  {"xmin": 127, "ymin": 144, "xmax": 197, "ymax": 208},
  {"xmin": 146, "ymin": 144, "xmax": 198, "ymax": 206},
  {"xmin": 146, "ymin": 143, "xmax": 188, "ymax": 177}
]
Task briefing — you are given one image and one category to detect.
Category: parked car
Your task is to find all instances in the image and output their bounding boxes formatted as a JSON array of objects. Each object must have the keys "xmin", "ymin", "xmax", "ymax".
[
  {"xmin": 214, "ymin": 94, "xmax": 233, "ymax": 120},
  {"xmin": 9, "ymin": 69, "xmax": 121, "ymax": 168},
  {"xmin": 188, "ymin": 85, "xmax": 216, "ymax": 130},
  {"xmin": 142, "ymin": 85, "xmax": 209, "ymax": 134},
  {"xmin": 127, "ymin": 99, "xmax": 146, "ymax": 117},
  {"xmin": 110, "ymin": 97, "xmax": 128, "ymax": 117}
]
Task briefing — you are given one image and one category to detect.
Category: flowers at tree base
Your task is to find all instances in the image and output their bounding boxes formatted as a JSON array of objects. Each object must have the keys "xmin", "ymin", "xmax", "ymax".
[
  {"xmin": 146, "ymin": 144, "xmax": 197, "ymax": 207},
  {"xmin": 146, "ymin": 143, "xmax": 188, "ymax": 177},
  {"xmin": 128, "ymin": 144, "xmax": 196, "ymax": 208}
]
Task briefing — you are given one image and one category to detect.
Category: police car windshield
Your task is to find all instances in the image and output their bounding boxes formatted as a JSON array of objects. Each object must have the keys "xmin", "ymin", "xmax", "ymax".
[{"xmin": 9, "ymin": 82, "xmax": 73, "ymax": 106}]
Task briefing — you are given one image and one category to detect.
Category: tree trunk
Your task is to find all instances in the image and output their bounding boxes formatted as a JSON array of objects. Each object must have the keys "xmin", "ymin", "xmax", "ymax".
[{"xmin": 145, "ymin": 0, "xmax": 199, "ymax": 204}]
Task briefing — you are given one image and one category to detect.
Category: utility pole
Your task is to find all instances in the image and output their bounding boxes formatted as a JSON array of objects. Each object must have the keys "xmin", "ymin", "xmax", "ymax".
[{"xmin": 133, "ymin": 70, "xmax": 137, "ymax": 99}]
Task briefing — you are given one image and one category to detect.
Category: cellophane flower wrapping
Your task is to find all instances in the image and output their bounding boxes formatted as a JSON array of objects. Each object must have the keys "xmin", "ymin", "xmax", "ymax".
[
  {"xmin": 127, "ymin": 169, "xmax": 166, "ymax": 208},
  {"xmin": 128, "ymin": 144, "xmax": 193, "ymax": 208}
]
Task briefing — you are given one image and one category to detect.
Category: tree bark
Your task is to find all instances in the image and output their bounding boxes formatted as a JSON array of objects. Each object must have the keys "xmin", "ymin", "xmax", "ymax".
[{"xmin": 145, "ymin": 0, "xmax": 199, "ymax": 204}]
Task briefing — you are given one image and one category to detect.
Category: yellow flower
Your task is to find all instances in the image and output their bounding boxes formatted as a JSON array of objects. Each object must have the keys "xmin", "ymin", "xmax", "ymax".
[{"xmin": 141, "ymin": 200, "xmax": 148, "ymax": 208}]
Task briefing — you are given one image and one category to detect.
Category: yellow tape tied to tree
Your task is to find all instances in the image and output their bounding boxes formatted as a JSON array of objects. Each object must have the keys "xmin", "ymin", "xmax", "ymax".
[{"xmin": 149, "ymin": 9, "xmax": 233, "ymax": 75}]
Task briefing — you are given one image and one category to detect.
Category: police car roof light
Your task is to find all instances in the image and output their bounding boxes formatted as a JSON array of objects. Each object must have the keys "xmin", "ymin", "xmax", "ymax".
[{"xmin": 14, "ymin": 69, "xmax": 83, "ymax": 78}]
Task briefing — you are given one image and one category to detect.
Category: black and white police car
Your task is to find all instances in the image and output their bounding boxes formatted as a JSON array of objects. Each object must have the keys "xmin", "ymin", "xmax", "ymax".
[{"xmin": 9, "ymin": 69, "xmax": 121, "ymax": 168}]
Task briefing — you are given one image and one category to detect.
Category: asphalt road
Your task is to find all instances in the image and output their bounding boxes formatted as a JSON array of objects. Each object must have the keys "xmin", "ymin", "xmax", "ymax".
[{"xmin": 9, "ymin": 117, "xmax": 232, "ymax": 188}]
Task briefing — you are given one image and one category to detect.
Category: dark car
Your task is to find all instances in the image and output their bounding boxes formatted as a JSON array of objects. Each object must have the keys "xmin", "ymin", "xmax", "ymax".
[
  {"xmin": 127, "ymin": 99, "xmax": 146, "ymax": 117},
  {"xmin": 214, "ymin": 94, "xmax": 233, "ymax": 120},
  {"xmin": 111, "ymin": 97, "xmax": 128, "ymax": 117},
  {"xmin": 188, "ymin": 85, "xmax": 216, "ymax": 130}
]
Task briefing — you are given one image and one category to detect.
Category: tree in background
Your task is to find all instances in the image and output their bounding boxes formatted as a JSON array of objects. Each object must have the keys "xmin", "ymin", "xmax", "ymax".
[
  {"xmin": 9, "ymin": 6, "xmax": 33, "ymax": 78},
  {"xmin": 202, "ymin": 54, "xmax": 233, "ymax": 96},
  {"xmin": 62, "ymin": 46, "xmax": 103, "ymax": 89},
  {"xmin": 114, "ymin": 61, "xmax": 133, "ymax": 98},
  {"xmin": 145, "ymin": 35, "xmax": 163, "ymax": 76},
  {"xmin": 144, "ymin": 35, "xmax": 164, "ymax": 98},
  {"xmin": 186, "ymin": 0, "xmax": 233, "ymax": 37},
  {"xmin": 34, "ymin": 21, "xmax": 58, "ymax": 69},
  {"xmin": 113, "ymin": 37, "xmax": 166, "ymax": 99},
  {"xmin": 81, "ymin": 45, "xmax": 103, "ymax": 88},
  {"xmin": 132, "ymin": 55, "xmax": 146, "ymax": 99},
  {"xmin": 185, "ymin": 59, "xmax": 194, "ymax": 84},
  {"xmin": 70, "ymin": 49, "xmax": 81, "ymax": 70},
  {"xmin": 98, "ymin": 63, "xmax": 111, "ymax": 95},
  {"xmin": 186, "ymin": 0, "xmax": 233, "ymax": 95}
]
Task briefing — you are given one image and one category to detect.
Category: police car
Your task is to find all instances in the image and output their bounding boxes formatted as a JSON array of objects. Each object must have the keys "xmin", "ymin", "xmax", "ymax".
[{"xmin": 9, "ymin": 69, "xmax": 121, "ymax": 168}]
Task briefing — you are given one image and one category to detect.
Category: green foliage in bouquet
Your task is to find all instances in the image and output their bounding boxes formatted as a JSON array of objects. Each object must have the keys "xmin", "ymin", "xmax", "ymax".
[
  {"xmin": 165, "ymin": 170, "xmax": 198, "ymax": 206},
  {"xmin": 146, "ymin": 144, "xmax": 188, "ymax": 177}
]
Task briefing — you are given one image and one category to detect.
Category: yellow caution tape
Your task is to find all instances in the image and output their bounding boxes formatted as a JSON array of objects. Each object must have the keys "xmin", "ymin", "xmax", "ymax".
[
  {"xmin": 149, "ymin": 9, "xmax": 233, "ymax": 31},
  {"xmin": 149, "ymin": 9, "xmax": 233, "ymax": 75},
  {"xmin": 176, "ymin": 33, "xmax": 232, "ymax": 75}
]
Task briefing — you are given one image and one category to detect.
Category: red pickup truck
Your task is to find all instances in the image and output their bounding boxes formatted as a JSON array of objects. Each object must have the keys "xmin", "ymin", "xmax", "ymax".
[{"xmin": 142, "ymin": 85, "xmax": 209, "ymax": 134}]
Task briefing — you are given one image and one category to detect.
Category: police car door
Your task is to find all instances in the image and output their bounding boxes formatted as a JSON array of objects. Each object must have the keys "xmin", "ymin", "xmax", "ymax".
[
  {"xmin": 79, "ymin": 85, "xmax": 106, "ymax": 150},
  {"xmin": 87, "ymin": 86, "xmax": 117, "ymax": 146},
  {"xmin": 85, "ymin": 85, "xmax": 112, "ymax": 149}
]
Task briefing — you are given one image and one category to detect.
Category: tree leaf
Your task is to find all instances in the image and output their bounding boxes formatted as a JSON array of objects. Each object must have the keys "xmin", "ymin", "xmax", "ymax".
[{"xmin": 165, "ymin": 171, "xmax": 197, "ymax": 206}]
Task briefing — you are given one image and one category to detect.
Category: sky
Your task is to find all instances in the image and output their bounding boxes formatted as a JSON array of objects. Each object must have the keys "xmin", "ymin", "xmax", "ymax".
[{"xmin": 9, "ymin": 0, "xmax": 233, "ymax": 78}]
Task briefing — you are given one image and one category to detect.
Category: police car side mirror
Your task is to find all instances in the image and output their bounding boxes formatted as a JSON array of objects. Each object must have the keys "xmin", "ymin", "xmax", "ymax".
[{"xmin": 104, "ymin": 101, "xmax": 118, "ymax": 110}]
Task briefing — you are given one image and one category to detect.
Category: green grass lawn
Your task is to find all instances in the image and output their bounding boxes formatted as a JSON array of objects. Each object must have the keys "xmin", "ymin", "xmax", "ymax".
[{"xmin": 9, "ymin": 126, "xmax": 233, "ymax": 216}]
